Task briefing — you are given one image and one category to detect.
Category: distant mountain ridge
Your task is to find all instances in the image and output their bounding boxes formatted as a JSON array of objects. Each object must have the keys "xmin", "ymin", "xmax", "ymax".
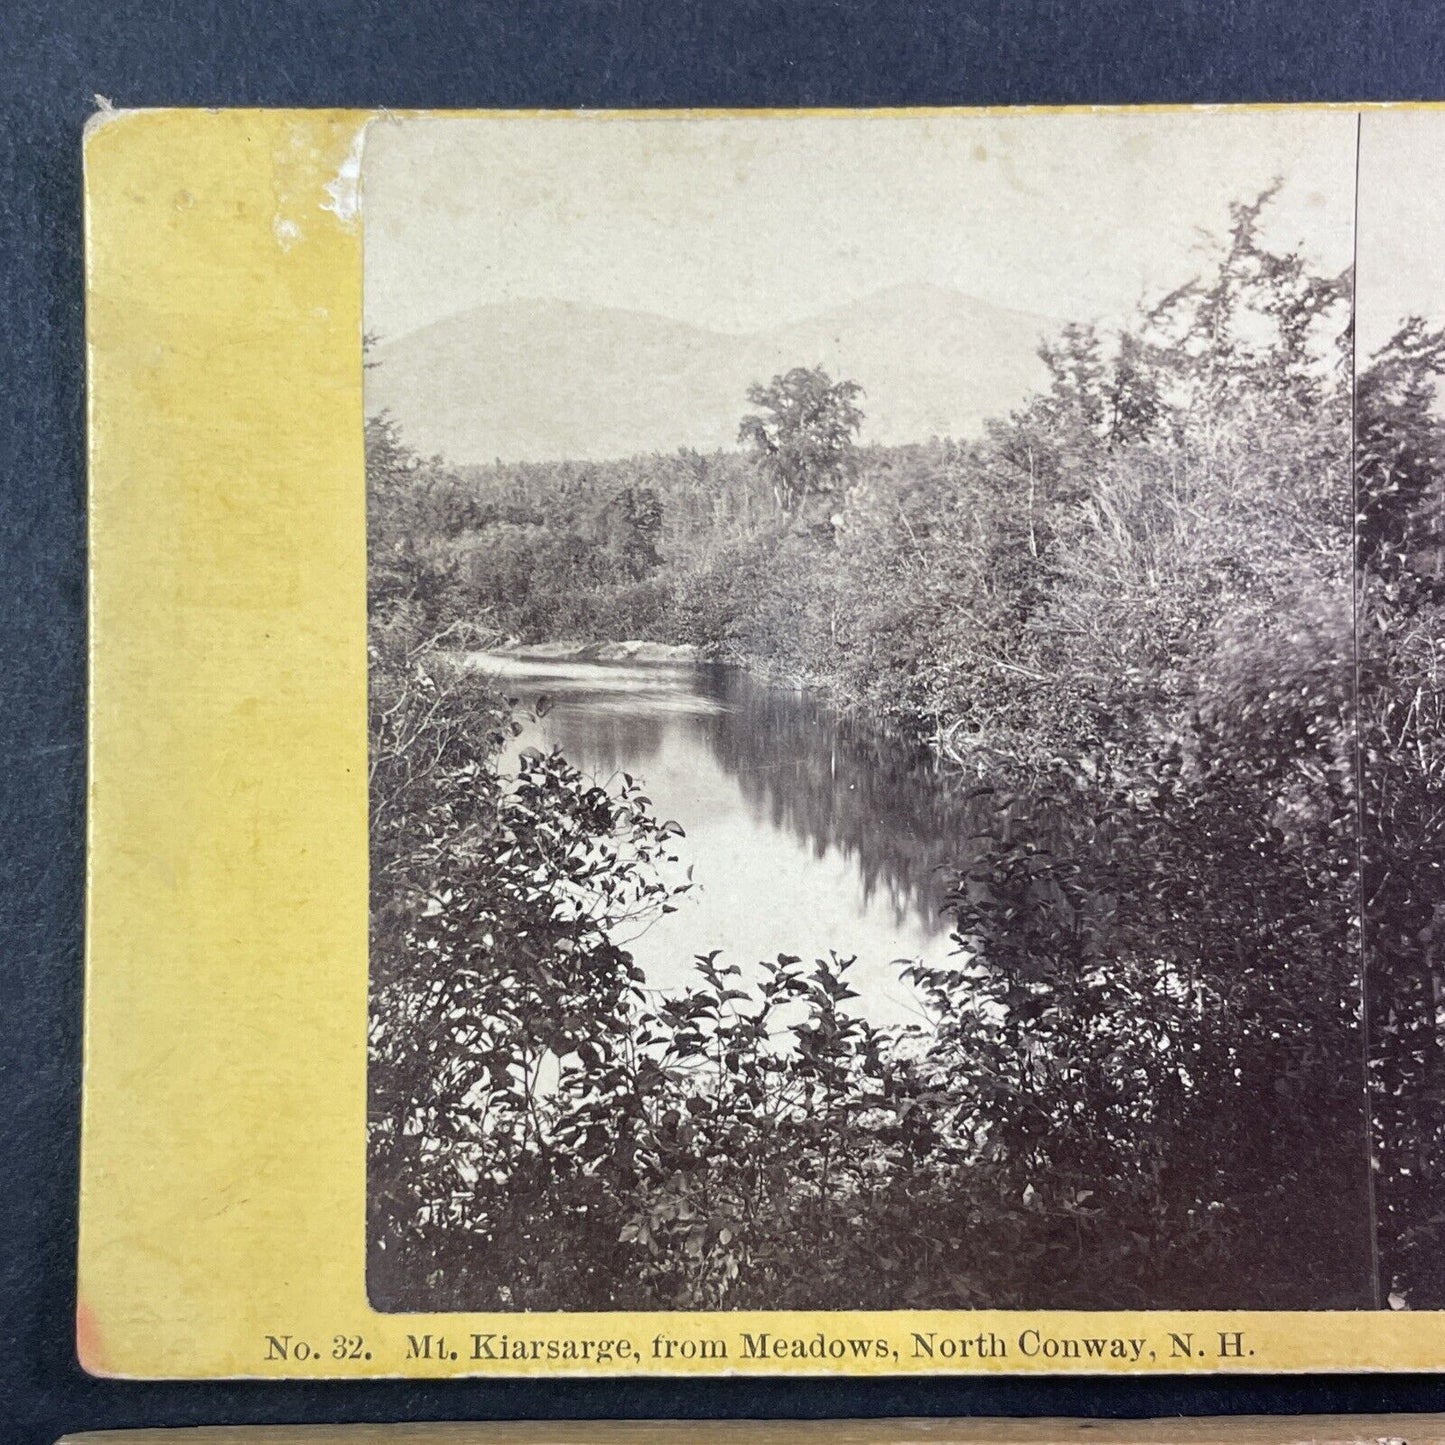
[{"xmin": 366, "ymin": 284, "xmax": 1054, "ymax": 465}]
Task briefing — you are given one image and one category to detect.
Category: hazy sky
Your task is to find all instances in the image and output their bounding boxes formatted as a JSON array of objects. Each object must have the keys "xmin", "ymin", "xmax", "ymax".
[
  {"xmin": 363, "ymin": 109, "xmax": 1360, "ymax": 342},
  {"xmin": 1358, "ymin": 109, "xmax": 1445, "ymax": 355}
]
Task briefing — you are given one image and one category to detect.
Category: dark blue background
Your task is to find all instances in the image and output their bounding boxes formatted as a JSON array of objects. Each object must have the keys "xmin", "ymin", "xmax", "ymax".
[{"xmin": 5, "ymin": 2, "xmax": 1445, "ymax": 1440}]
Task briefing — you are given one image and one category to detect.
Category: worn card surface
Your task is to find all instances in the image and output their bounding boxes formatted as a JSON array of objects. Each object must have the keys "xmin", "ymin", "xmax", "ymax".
[{"xmin": 81, "ymin": 106, "xmax": 1445, "ymax": 1377}]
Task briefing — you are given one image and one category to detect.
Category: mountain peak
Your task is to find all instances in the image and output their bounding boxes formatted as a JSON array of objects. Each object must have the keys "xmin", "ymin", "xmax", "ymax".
[{"xmin": 367, "ymin": 288, "xmax": 1053, "ymax": 464}]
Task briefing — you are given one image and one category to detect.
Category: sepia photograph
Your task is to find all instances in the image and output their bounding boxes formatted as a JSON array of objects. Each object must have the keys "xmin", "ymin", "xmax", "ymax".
[
  {"xmin": 360, "ymin": 109, "xmax": 1438, "ymax": 1317},
  {"xmin": 1356, "ymin": 109, "xmax": 1445, "ymax": 1317}
]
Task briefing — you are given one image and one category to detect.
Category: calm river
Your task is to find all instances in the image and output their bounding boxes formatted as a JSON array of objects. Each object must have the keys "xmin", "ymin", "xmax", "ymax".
[{"xmin": 475, "ymin": 651, "xmax": 980, "ymax": 1029}]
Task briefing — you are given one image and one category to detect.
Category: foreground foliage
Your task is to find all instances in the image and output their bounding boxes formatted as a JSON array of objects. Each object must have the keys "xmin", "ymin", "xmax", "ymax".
[{"xmin": 1357, "ymin": 320, "xmax": 1445, "ymax": 1307}]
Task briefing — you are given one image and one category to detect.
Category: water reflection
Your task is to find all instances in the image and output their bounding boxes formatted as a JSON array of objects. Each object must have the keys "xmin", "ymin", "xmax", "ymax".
[
  {"xmin": 470, "ymin": 653, "xmax": 982, "ymax": 1028},
  {"xmin": 698, "ymin": 665, "xmax": 980, "ymax": 925}
]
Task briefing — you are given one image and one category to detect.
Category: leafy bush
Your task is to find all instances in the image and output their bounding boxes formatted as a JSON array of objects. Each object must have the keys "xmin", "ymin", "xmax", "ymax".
[{"xmin": 1357, "ymin": 321, "xmax": 1445, "ymax": 1307}]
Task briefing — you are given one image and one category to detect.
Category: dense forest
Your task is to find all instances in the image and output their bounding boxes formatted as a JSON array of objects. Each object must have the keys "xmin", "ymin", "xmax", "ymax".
[{"xmin": 367, "ymin": 189, "xmax": 1444, "ymax": 1312}]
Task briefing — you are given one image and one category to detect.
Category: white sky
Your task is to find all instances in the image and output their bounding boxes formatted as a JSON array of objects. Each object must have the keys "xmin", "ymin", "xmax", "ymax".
[
  {"xmin": 1358, "ymin": 110, "xmax": 1445, "ymax": 356},
  {"xmin": 363, "ymin": 109, "xmax": 1361, "ymax": 342}
]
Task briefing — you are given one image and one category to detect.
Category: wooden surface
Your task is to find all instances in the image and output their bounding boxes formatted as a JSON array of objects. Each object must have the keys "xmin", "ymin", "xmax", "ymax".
[{"xmin": 52, "ymin": 1419, "xmax": 1445, "ymax": 1444}]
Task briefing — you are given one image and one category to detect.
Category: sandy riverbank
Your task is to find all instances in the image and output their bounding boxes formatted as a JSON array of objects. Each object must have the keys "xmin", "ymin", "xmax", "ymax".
[{"xmin": 493, "ymin": 638, "xmax": 701, "ymax": 664}]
